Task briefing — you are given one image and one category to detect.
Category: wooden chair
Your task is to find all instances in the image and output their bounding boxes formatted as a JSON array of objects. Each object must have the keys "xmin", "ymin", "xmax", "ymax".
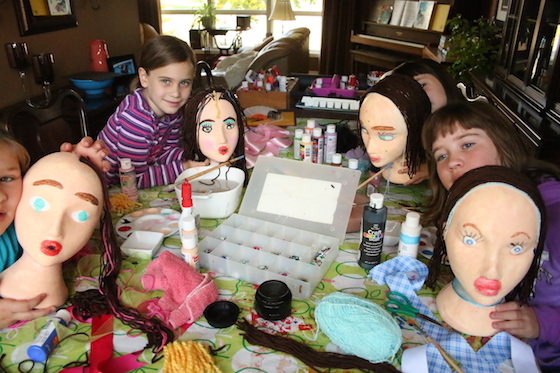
[{"xmin": 0, "ymin": 88, "xmax": 89, "ymax": 164}]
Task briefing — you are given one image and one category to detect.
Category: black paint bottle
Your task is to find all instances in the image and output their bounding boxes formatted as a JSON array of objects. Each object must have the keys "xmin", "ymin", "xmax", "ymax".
[{"xmin": 358, "ymin": 193, "xmax": 387, "ymax": 271}]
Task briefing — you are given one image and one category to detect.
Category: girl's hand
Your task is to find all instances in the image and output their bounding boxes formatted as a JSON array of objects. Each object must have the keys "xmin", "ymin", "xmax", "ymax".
[
  {"xmin": 182, "ymin": 159, "xmax": 210, "ymax": 169},
  {"xmin": 490, "ymin": 301, "xmax": 540, "ymax": 338},
  {"xmin": 60, "ymin": 137, "xmax": 111, "ymax": 172},
  {"xmin": 0, "ymin": 294, "xmax": 56, "ymax": 329}
]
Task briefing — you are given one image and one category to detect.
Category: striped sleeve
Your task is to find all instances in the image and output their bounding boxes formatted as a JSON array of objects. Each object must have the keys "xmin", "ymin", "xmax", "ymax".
[{"xmin": 98, "ymin": 90, "xmax": 185, "ymax": 188}]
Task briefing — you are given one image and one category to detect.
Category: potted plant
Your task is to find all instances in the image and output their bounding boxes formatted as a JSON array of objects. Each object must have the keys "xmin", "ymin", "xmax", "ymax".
[
  {"xmin": 196, "ymin": 1, "xmax": 217, "ymax": 30},
  {"xmin": 445, "ymin": 15, "xmax": 500, "ymax": 82}
]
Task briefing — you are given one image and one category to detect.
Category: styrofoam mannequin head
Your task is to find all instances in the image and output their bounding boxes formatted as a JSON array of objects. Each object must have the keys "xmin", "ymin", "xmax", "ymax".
[
  {"xmin": 443, "ymin": 183, "xmax": 540, "ymax": 305},
  {"xmin": 360, "ymin": 93, "xmax": 408, "ymax": 169},
  {"xmin": 15, "ymin": 152, "xmax": 103, "ymax": 266},
  {"xmin": 196, "ymin": 92, "xmax": 239, "ymax": 163}
]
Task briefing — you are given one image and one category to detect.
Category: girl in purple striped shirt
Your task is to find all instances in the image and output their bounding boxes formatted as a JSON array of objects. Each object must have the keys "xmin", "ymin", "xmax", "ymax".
[{"xmin": 99, "ymin": 35, "xmax": 208, "ymax": 188}]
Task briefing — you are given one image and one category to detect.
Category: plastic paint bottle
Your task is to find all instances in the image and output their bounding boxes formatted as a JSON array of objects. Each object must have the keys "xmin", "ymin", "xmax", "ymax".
[
  {"xmin": 180, "ymin": 181, "xmax": 199, "ymax": 269},
  {"xmin": 300, "ymin": 134, "xmax": 313, "ymax": 162},
  {"xmin": 358, "ymin": 193, "xmax": 387, "ymax": 271},
  {"xmin": 331, "ymin": 153, "xmax": 342, "ymax": 167},
  {"xmin": 348, "ymin": 158, "xmax": 359, "ymax": 170},
  {"xmin": 324, "ymin": 124, "xmax": 337, "ymax": 164},
  {"xmin": 398, "ymin": 212, "xmax": 422, "ymax": 258},
  {"xmin": 305, "ymin": 119, "xmax": 316, "ymax": 135},
  {"xmin": 119, "ymin": 158, "xmax": 138, "ymax": 202},
  {"xmin": 27, "ymin": 309, "xmax": 71, "ymax": 362},
  {"xmin": 312, "ymin": 127, "xmax": 324, "ymax": 164},
  {"xmin": 293, "ymin": 128, "xmax": 303, "ymax": 160}
]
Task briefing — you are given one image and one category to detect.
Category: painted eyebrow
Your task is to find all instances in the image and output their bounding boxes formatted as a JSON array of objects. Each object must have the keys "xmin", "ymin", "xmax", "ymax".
[
  {"xmin": 224, "ymin": 116, "xmax": 236, "ymax": 122},
  {"xmin": 462, "ymin": 222, "xmax": 482, "ymax": 235},
  {"xmin": 200, "ymin": 118, "xmax": 215, "ymax": 123},
  {"xmin": 511, "ymin": 232, "xmax": 531, "ymax": 240},
  {"xmin": 33, "ymin": 179, "xmax": 63, "ymax": 189},
  {"xmin": 75, "ymin": 192, "xmax": 99, "ymax": 206},
  {"xmin": 372, "ymin": 126, "xmax": 395, "ymax": 131}
]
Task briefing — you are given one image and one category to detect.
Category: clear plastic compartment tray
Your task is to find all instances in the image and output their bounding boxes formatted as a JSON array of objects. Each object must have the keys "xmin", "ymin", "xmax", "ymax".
[{"xmin": 199, "ymin": 213, "xmax": 339, "ymax": 298}]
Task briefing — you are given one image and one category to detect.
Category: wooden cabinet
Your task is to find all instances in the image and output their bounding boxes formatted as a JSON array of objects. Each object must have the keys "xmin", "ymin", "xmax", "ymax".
[
  {"xmin": 484, "ymin": 0, "xmax": 560, "ymax": 163},
  {"xmin": 350, "ymin": 0, "xmax": 455, "ymax": 72}
]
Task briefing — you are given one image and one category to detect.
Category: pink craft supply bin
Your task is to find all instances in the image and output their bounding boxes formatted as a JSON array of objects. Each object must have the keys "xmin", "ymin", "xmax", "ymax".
[{"xmin": 310, "ymin": 77, "xmax": 358, "ymax": 98}]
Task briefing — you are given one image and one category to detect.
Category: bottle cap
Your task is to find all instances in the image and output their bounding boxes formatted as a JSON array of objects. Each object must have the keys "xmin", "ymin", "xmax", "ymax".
[
  {"xmin": 119, "ymin": 158, "xmax": 132, "ymax": 170},
  {"xmin": 332, "ymin": 153, "xmax": 342, "ymax": 164},
  {"xmin": 404, "ymin": 212, "xmax": 420, "ymax": 227},
  {"xmin": 369, "ymin": 193, "xmax": 384, "ymax": 208},
  {"xmin": 306, "ymin": 119, "xmax": 316, "ymax": 129},
  {"xmin": 326, "ymin": 124, "xmax": 336, "ymax": 133},
  {"xmin": 294, "ymin": 128, "xmax": 304, "ymax": 138},
  {"xmin": 181, "ymin": 182, "xmax": 193, "ymax": 209},
  {"xmin": 312, "ymin": 127, "xmax": 322, "ymax": 137},
  {"xmin": 302, "ymin": 134, "xmax": 312, "ymax": 143},
  {"xmin": 180, "ymin": 214, "xmax": 196, "ymax": 231},
  {"xmin": 55, "ymin": 309, "xmax": 71, "ymax": 324},
  {"xmin": 348, "ymin": 158, "xmax": 359, "ymax": 170}
]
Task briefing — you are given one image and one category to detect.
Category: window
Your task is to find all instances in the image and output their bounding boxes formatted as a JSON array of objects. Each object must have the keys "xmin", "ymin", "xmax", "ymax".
[{"xmin": 160, "ymin": 0, "xmax": 323, "ymax": 53}]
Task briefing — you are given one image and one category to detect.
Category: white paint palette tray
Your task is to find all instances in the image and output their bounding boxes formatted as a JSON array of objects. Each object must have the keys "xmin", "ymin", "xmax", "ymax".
[{"xmin": 199, "ymin": 156, "xmax": 360, "ymax": 298}]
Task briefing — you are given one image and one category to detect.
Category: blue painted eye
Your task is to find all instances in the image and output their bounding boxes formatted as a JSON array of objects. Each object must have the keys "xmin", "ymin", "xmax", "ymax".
[
  {"xmin": 30, "ymin": 196, "xmax": 50, "ymax": 212},
  {"xmin": 225, "ymin": 119, "xmax": 236, "ymax": 129},
  {"xmin": 379, "ymin": 133, "xmax": 395, "ymax": 141},
  {"xmin": 463, "ymin": 236, "xmax": 477, "ymax": 246},
  {"xmin": 200, "ymin": 122, "xmax": 212, "ymax": 133},
  {"xmin": 72, "ymin": 210, "xmax": 89, "ymax": 223},
  {"xmin": 510, "ymin": 245, "xmax": 524, "ymax": 255}
]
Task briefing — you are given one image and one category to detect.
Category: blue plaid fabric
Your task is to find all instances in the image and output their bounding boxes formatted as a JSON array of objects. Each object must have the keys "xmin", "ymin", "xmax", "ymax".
[{"xmin": 370, "ymin": 257, "xmax": 525, "ymax": 373}]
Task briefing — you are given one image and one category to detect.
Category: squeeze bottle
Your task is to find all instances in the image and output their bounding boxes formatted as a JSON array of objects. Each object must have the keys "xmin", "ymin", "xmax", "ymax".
[
  {"xmin": 312, "ymin": 127, "xmax": 324, "ymax": 164},
  {"xmin": 119, "ymin": 158, "xmax": 138, "ymax": 202},
  {"xmin": 27, "ymin": 309, "xmax": 71, "ymax": 362},
  {"xmin": 358, "ymin": 193, "xmax": 387, "ymax": 270},
  {"xmin": 293, "ymin": 128, "xmax": 303, "ymax": 160},
  {"xmin": 398, "ymin": 212, "xmax": 422, "ymax": 258},
  {"xmin": 180, "ymin": 181, "xmax": 199, "ymax": 269},
  {"xmin": 324, "ymin": 124, "xmax": 337, "ymax": 164}
]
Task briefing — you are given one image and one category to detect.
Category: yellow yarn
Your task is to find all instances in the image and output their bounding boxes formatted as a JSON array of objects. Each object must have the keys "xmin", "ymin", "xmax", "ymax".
[{"xmin": 164, "ymin": 340, "xmax": 221, "ymax": 373}]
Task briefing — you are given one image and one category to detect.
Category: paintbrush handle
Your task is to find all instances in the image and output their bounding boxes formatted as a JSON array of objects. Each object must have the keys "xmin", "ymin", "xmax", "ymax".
[
  {"xmin": 356, "ymin": 168, "xmax": 385, "ymax": 190},
  {"xmin": 186, "ymin": 156, "xmax": 243, "ymax": 181},
  {"xmin": 425, "ymin": 335, "xmax": 464, "ymax": 373}
]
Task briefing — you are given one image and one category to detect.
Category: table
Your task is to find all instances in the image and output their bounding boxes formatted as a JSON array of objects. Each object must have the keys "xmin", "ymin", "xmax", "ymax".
[{"xmin": 0, "ymin": 166, "xmax": 482, "ymax": 373}]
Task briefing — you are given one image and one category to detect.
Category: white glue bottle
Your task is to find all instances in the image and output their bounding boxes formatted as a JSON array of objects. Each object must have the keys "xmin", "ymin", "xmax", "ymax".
[
  {"xmin": 324, "ymin": 124, "xmax": 337, "ymax": 164},
  {"xmin": 119, "ymin": 158, "xmax": 138, "ymax": 202},
  {"xmin": 180, "ymin": 181, "xmax": 199, "ymax": 269},
  {"xmin": 293, "ymin": 128, "xmax": 303, "ymax": 160},
  {"xmin": 27, "ymin": 309, "xmax": 71, "ymax": 362},
  {"xmin": 300, "ymin": 134, "xmax": 313, "ymax": 162},
  {"xmin": 398, "ymin": 212, "xmax": 422, "ymax": 258}
]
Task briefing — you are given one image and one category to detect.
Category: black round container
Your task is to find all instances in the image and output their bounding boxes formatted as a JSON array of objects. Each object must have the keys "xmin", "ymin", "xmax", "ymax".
[{"xmin": 254, "ymin": 280, "xmax": 292, "ymax": 321}]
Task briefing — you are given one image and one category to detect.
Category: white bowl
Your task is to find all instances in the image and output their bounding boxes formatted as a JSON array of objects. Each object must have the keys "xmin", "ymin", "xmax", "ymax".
[{"xmin": 174, "ymin": 165, "xmax": 245, "ymax": 219}]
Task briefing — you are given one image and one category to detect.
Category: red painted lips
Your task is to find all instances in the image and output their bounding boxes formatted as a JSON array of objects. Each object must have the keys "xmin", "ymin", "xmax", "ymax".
[
  {"xmin": 40, "ymin": 240, "xmax": 62, "ymax": 256},
  {"xmin": 474, "ymin": 277, "xmax": 501, "ymax": 296},
  {"xmin": 218, "ymin": 146, "xmax": 228, "ymax": 155}
]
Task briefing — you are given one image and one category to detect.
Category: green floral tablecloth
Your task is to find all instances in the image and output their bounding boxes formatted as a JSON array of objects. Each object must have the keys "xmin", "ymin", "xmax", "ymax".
[{"xmin": 0, "ymin": 175, "xmax": 462, "ymax": 373}]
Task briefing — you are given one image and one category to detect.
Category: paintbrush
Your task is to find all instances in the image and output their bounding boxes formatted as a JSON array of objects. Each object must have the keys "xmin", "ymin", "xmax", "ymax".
[
  {"xmin": 186, "ymin": 155, "xmax": 245, "ymax": 182},
  {"xmin": 397, "ymin": 316, "xmax": 464, "ymax": 373},
  {"xmin": 356, "ymin": 162, "xmax": 394, "ymax": 190}
]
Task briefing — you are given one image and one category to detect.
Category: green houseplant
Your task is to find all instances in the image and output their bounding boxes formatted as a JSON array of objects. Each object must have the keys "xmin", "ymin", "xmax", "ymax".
[
  {"xmin": 196, "ymin": 1, "xmax": 217, "ymax": 30},
  {"xmin": 445, "ymin": 15, "xmax": 500, "ymax": 82}
]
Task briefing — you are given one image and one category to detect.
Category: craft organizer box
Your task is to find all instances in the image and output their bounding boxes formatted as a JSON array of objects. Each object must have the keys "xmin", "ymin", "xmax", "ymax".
[{"xmin": 199, "ymin": 156, "xmax": 360, "ymax": 299}]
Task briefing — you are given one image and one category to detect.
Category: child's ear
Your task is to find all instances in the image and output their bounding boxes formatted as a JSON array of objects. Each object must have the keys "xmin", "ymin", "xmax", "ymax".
[{"xmin": 138, "ymin": 67, "xmax": 149, "ymax": 88}]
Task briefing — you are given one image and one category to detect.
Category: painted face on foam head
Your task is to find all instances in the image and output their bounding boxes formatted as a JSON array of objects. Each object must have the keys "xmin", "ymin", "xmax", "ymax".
[
  {"xmin": 0, "ymin": 143, "xmax": 23, "ymax": 235},
  {"xmin": 196, "ymin": 93, "xmax": 240, "ymax": 163},
  {"xmin": 360, "ymin": 93, "xmax": 408, "ymax": 168},
  {"xmin": 443, "ymin": 183, "xmax": 540, "ymax": 306},
  {"xmin": 138, "ymin": 61, "xmax": 195, "ymax": 117},
  {"xmin": 14, "ymin": 152, "xmax": 103, "ymax": 266}
]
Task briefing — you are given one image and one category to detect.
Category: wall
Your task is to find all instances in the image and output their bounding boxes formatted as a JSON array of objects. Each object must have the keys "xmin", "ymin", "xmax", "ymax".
[{"xmin": 0, "ymin": 1, "xmax": 141, "ymax": 107}]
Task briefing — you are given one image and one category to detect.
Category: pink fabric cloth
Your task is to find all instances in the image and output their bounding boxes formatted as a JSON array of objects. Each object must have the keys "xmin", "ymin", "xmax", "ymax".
[
  {"xmin": 244, "ymin": 125, "xmax": 292, "ymax": 168},
  {"xmin": 141, "ymin": 251, "xmax": 218, "ymax": 329}
]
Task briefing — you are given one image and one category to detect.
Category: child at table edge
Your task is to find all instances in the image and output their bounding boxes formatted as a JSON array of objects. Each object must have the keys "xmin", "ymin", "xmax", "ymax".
[
  {"xmin": 421, "ymin": 100, "xmax": 560, "ymax": 371},
  {"xmin": 0, "ymin": 131, "xmax": 109, "ymax": 328},
  {"xmin": 98, "ymin": 35, "xmax": 208, "ymax": 189}
]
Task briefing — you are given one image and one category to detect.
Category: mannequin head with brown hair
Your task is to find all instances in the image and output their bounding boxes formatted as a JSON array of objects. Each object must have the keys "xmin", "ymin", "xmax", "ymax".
[{"xmin": 358, "ymin": 74, "xmax": 431, "ymax": 184}]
